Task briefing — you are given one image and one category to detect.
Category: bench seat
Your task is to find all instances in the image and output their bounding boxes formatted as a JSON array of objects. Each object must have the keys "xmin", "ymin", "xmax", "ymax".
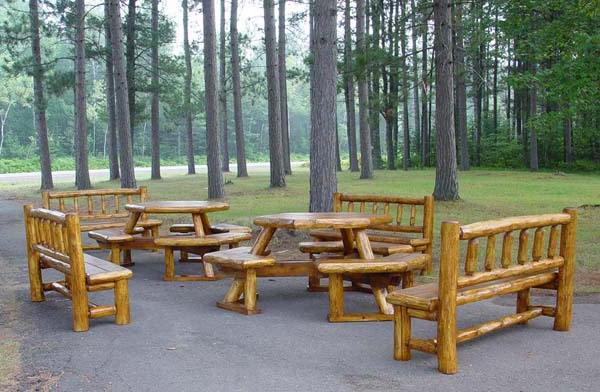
[
  {"xmin": 387, "ymin": 272, "xmax": 557, "ymax": 312},
  {"xmin": 81, "ymin": 218, "xmax": 162, "ymax": 232},
  {"xmin": 300, "ymin": 240, "xmax": 414, "ymax": 256},
  {"xmin": 154, "ymin": 232, "xmax": 252, "ymax": 248},
  {"xmin": 203, "ymin": 246, "xmax": 276, "ymax": 269},
  {"xmin": 169, "ymin": 223, "xmax": 252, "ymax": 234},
  {"xmin": 83, "ymin": 254, "xmax": 133, "ymax": 284},
  {"xmin": 317, "ymin": 253, "xmax": 429, "ymax": 274},
  {"xmin": 88, "ymin": 228, "xmax": 140, "ymax": 243}
]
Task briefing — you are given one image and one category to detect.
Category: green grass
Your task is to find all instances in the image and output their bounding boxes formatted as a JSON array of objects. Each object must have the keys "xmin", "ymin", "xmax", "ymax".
[{"xmin": 8, "ymin": 167, "xmax": 600, "ymax": 288}]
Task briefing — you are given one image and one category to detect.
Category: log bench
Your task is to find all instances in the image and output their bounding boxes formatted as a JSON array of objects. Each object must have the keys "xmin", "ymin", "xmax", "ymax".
[
  {"xmin": 386, "ymin": 209, "xmax": 577, "ymax": 374},
  {"xmin": 42, "ymin": 187, "xmax": 161, "ymax": 251},
  {"xmin": 300, "ymin": 193, "xmax": 434, "ymax": 290},
  {"xmin": 88, "ymin": 228, "xmax": 156, "ymax": 266},
  {"xmin": 316, "ymin": 253, "xmax": 430, "ymax": 322},
  {"xmin": 203, "ymin": 247, "xmax": 277, "ymax": 314},
  {"xmin": 169, "ymin": 222, "xmax": 252, "ymax": 261},
  {"xmin": 24, "ymin": 205, "xmax": 132, "ymax": 332},
  {"xmin": 154, "ymin": 232, "xmax": 252, "ymax": 281}
]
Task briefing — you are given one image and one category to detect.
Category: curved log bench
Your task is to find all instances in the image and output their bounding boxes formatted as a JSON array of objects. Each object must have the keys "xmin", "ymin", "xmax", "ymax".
[
  {"xmin": 170, "ymin": 222, "xmax": 252, "ymax": 234},
  {"xmin": 24, "ymin": 205, "xmax": 132, "ymax": 332},
  {"xmin": 88, "ymin": 227, "xmax": 154, "ymax": 266},
  {"xmin": 316, "ymin": 253, "xmax": 430, "ymax": 322},
  {"xmin": 387, "ymin": 209, "xmax": 577, "ymax": 374},
  {"xmin": 203, "ymin": 247, "xmax": 277, "ymax": 315}
]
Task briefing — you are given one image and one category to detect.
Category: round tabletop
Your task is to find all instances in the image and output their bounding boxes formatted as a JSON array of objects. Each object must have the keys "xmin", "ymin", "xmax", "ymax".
[
  {"xmin": 125, "ymin": 201, "xmax": 229, "ymax": 214},
  {"xmin": 253, "ymin": 212, "xmax": 391, "ymax": 230}
]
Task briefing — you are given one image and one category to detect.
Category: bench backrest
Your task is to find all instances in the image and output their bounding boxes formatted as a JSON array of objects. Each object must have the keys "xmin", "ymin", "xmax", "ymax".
[
  {"xmin": 23, "ymin": 205, "xmax": 86, "ymax": 291},
  {"xmin": 41, "ymin": 187, "xmax": 148, "ymax": 222},
  {"xmin": 333, "ymin": 192, "xmax": 434, "ymax": 251},
  {"xmin": 439, "ymin": 209, "xmax": 577, "ymax": 293}
]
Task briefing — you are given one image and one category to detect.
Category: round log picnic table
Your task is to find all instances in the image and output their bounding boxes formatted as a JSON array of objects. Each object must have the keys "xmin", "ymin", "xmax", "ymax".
[{"xmin": 123, "ymin": 201, "xmax": 229, "ymax": 236}]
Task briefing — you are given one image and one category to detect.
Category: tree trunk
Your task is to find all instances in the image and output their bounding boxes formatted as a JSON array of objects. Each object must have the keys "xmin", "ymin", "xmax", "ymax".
[
  {"xmin": 309, "ymin": 0, "xmax": 337, "ymax": 212},
  {"xmin": 279, "ymin": 0, "xmax": 292, "ymax": 175},
  {"xmin": 108, "ymin": 0, "xmax": 136, "ymax": 188},
  {"xmin": 230, "ymin": 0, "xmax": 247, "ymax": 177},
  {"xmin": 29, "ymin": 0, "xmax": 53, "ymax": 190},
  {"xmin": 357, "ymin": 0, "xmax": 373, "ymax": 179},
  {"xmin": 219, "ymin": 0, "xmax": 230, "ymax": 172},
  {"xmin": 453, "ymin": 1, "xmax": 469, "ymax": 170},
  {"xmin": 263, "ymin": 0, "xmax": 286, "ymax": 187},
  {"xmin": 150, "ymin": 0, "xmax": 161, "ymax": 179},
  {"xmin": 420, "ymin": 5, "xmax": 429, "ymax": 167},
  {"xmin": 104, "ymin": 1, "xmax": 119, "ymax": 180},
  {"xmin": 203, "ymin": 0, "xmax": 225, "ymax": 198},
  {"xmin": 126, "ymin": 0, "xmax": 136, "ymax": 147},
  {"xmin": 410, "ymin": 0, "xmax": 420, "ymax": 158},
  {"xmin": 74, "ymin": 0, "xmax": 91, "ymax": 189},
  {"xmin": 529, "ymin": 65, "xmax": 539, "ymax": 171},
  {"xmin": 400, "ymin": 0, "xmax": 410, "ymax": 170},
  {"xmin": 432, "ymin": 0, "xmax": 459, "ymax": 201},
  {"xmin": 369, "ymin": 0, "xmax": 383, "ymax": 169},
  {"xmin": 344, "ymin": 0, "xmax": 359, "ymax": 172},
  {"xmin": 493, "ymin": 7, "xmax": 499, "ymax": 133},
  {"xmin": 182, "ymin": 0, "xmax": 195, "ymax": 174},
  {"xmin": 473, "ymin": 0, "xmax": 483, "ymax": 166}
]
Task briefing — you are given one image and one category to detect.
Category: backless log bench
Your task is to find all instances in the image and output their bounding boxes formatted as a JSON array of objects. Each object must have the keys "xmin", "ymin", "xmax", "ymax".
[
  {"xmin": 42, "ymin": 187, "xmax": 161, "ymax": 251},
  {"xmin": 387, "ymin": 209, "xmax": 577, "ymax": 374},
  {"xmin": 24, "ymin": 205, "xmax": 132, "ymax": 332}
]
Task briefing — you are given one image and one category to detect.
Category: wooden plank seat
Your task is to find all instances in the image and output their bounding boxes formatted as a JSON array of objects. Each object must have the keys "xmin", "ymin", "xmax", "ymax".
[
  {"xmin": 387, "ymin": 209, "xmax": 577, "ymax": 374},
  {"xmin": 204, "ymin": 247, "xmax": 276, "ymax": 315},
  {"xmin": 42, "ymin": 187, "xmax": 162, "ymax": 251},
  {"xmin": 170, "ymin": 222, "xmax": 252, "ymax": 234},
  {"xmin": 88, "ymin": 227, "xmax": 154, "ymax": 266},
  {"xmin": 154, "ymin": 232, "xmax": 253, "ymax": 282},
  {"xmin": 24, "ymin": 205, "xmax": 132, "ymax": 332},
  {"xmin": 316, "ymin": 253, "xmax": 430, "ymax": 322},
  {"xmin": 299, "ymin": 240, "xmax": 413, "ymax": 256}
]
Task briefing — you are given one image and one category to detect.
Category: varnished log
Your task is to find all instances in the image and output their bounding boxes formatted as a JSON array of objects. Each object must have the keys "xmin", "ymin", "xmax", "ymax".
[
  {"xmin": 353, "ymin": 229, "xmax": 374, "ymax": 260},
  {"xmin": 554, "ymin": 208, "xmax": 577, "ymax": 331},
  {"xmin": 66, "ymin": 213, "xmax": 89, "ymax": 332},
  {"xmin": 465, "ymin": 239, "xmax": 478, "ymax": 276},
  {"xmin": 409, "ymin": 339, "xmax": 437, "ymax": 354},
  {"xmin": 532, "ymin": 228, "xmax": 544, "ymax": 261},
  {"xmin": 328, "ymin": 273, "xmax": 344, "ymax": 321},
  {"xmin": 164, "ymin": 248, "xmax": 175, "ymax": 281},
  {"xmin": 456, "ymin": 309, "xmax": 542, "ymax": 344},
  {"xmin": 23, "ymin": 205, "xmax": 44, "ymax": 302},
  {"xmin": 501, "ymin": 232, "xmax": 513, "ymax": 268},
  {"xmin": 484, "ymin": 235, "xmax": 496, "ymax": 271},
  {"xmin": 89, "ymin": 305, "xmax": 117, "ymax": 319},
  {"xmin": 114, "ymin": 279, "xmax": 130, "ymax": 324},
  {"xmin": 457, "ymin": 257, "xmax": 563, "ymax": 288},
  {"xmin": 518, "ymin": 230, "xmax": 529, "ymax": 264},
  {"xmin": 394, "ymin": 306, "xmax": 412, "ymax": 360},
  {"xmin": 460, "ymin": 213, "xmax": 571, "ymax": 239},
  {"xmin": 244, "ymin": 269, "xmax": 257, "ymax": 311},
  {"xmin": 251, "ymin": 227, "xmax": 276, "ymax": 255},
  {"xmin": 548, "ymin": 225, "xmax": 559, "ymax": 258}
]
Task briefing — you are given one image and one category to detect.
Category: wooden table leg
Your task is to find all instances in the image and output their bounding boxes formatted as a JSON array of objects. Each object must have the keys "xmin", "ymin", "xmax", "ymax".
[
  {"xmin": 353, "ymin": 228, "xmax": 375, "ymax": 260},
  {"xmin": 340, "ymin": 228, "xmax": 354, "ymax": 255},
  {"xmin": 124, "ymin": 211, "xmax": 142, "ymax": 235},
  {"xmin": 251, "ymin": 227, "xmax": 276, "ymax": 255}
]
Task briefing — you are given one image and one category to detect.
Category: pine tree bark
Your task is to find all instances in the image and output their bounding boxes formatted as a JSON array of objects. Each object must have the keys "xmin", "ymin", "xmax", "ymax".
[
  {"xmin": 344, "ymin": 0, "xmax": 359, "ymax": 172},
  {"xmin": 182, "ymin": 0, "xmax": 195, "ymax": 174},
  {"xmin": 263, "ymin": 0, "xmax": 286, "ymax": 187},
  {"xmin": 279, "ymin": 0, "xmax": 292, "ymax": 175},
  {"xmin": 369, "ymin": 0, "xmax": 383, "ymax": 169},
  {"xmin": 400, "ymin": 0, "xmax": 410, "ymax": 171},
  {"xmin": 453, "ymin": 1, "xmax": 469, "ymax": 170},
  {"xmin": 203, "ymin": 0, "xmax": 225, "ymax": 198},
  {"xmin": 420, "ymin": 5, "xmax": 430, "ymax": 167},
  {"xmin": 126, "ymin": 0, "xmax": 136, "ymax": 146},
  {"xmin": 219, "ymin": 0, "xmax": 230, "ymax": 172},
  {"xmin": 150, "ymin": 0, "xmax": 161, "ymax": 179},
  {"xmin": 104, "ymin": 1, "xmax": 119, "ymax": 180},
  {"xmin": 357, "ymin": 0, "xmax": 373, "ymax": 179},
  {"xmin": 472, "ymin": 0, "xmax": 484, "ymax": 166},
  {"xmin": 230, "ymin": 0, "xmax": 247, "ymax": 177},
  {"xmin": 310, "ymin": 0, "xmax": 337, "ymax": 212},
  {"xmin": 108, "ymin": 0, "xmax": 136, "ymax": 188},
  {"xmin": 74, "ymin": 0, "xmax": 91, "ymax": 190},
  {"xmin": 410, "ymin": 0, "xmax": 420, "ymax": 158},
  {"xmin": 433, "ymin": 0, "xmax": 459, "ymax": 201}
]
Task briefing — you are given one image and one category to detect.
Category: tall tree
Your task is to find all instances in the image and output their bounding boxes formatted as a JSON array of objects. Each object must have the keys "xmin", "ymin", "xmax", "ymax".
[
  {"xmin": 108, "ymin": 0, "xmax": 136, "ymax": 188},
  {"xmin": 219, "ymin": 0, "xmax": 230, "ymax": 172},
  {"xmin": 263, "ymin": 0, "xmax": 286, "ymax": 187},
  {"xmin": 343, "ymin": 0, "xmax": 359, "ymax": 172},
  {"xmin": 400, "ymin": 0, "xmax": 410, "ymax": 170},
  {"xmin": 420, "ymin": 3, "xmax": 430, "ymax": 166},
  {"xmin": 29, "ymin": 0, "xmax": 54, "ymax": 190},
  {"xmin": 279, "ymin": 0, "xmax": 292, "ymax": 175},
  {"xmin": 230, "ymin": 0, "xmax": 248, "ymax": 177},
  {"xmin": 471, "ymin": 0, "xmax": 484, "ymax": 166},
  {"xmin": 126, "ymin": 0, "xmax": 136, "ymax": 145},
  {"xmin": 202, "ymin": 0, "xmax": 225, "ymax": 198},
  {"xmin": 357, "ymin": 0, "xmax": 373, "ymax": 179},
  {"xmin": 150, "ymin": 0, "xmax": 161, "ymax": 179},
  {"xmin": 410, "ymin": 0, "xmax": 420, "ymax": 159},
  {"xmin": 432, "ymin": 0, "xmax": 459, "ymax": 201},
  {"xmin": 310, "ymin": 0, "xmax": 337, "ymax": 212},
  {"xmin": 104, "ymin": 1, "xmax": 119, "ymax": 180},
  {"xmin": 453, "ymin": 1, "xmax": 469, "ymax": 170},
  {"xmin": 182, "ymin": 0, "xmax": 195, "ymax": 174},
  {"xmin": 74, "ymin": 0, "xmax": 91, "ymax": 189},
  {"xmin": 369, "ymin": 0, "xmax": 383, "ymax": 169}
]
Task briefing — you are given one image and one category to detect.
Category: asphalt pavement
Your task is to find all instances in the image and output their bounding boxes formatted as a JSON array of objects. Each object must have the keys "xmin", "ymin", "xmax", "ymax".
[{"xmin": 0, "ymin": 197, "xmax": 598, "ymax": 391}]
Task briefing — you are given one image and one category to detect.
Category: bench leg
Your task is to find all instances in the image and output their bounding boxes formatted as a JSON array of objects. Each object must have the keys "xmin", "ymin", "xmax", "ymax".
[
  {"xmin": 164, "ymin": 248, "xmax": 175, "ymax": 281},
  {"xmin": 150, "ymin": 226, "xmax": 160, "ymax": 252},
  {"xmin": 122, "ymin": 250, "xmax": 133, "ymax": 267},
  {"xmin": 437, "ymin": 307, "xmax": 458, "ymax": 374},
  {"xmin": 110, "ymin": 247, "xmax": 121, "ymax": 265},
  {"xmin": 372, "ymin": 285, "xmax": 394, "ymax": 315},
  {"xmin": 394, "ymin": 306, "xmax": 411, "ymax": 361},
  {"xmin": 71, "ymin": 285, "xmax": 89, "ymax": 332},
  {"xmin": 180, "ymin": 251, "xmax": 189, "ymax": 262},
  {"xmin": 327, "ymin": 273, "xmax": 344, "ymax": 322},
  {"xmin": 244, "ymin": 269, "xmax": 257, "ymax": 312},
  {"xmin": 27, "ymin": 253, "xmax": 45, "ymax": 302},
  {"xmin": 223, "ymin": 278, "xmax": 244, "ymax": 303},
  {"xmin": 202, "ymin": 260, "xmax": 216, "ymax": 279},
  {"xmin": 402, "ymin": 271, "xmax": 414, "ymax": 289},
  {"xmin": 114, "ymin": 279, "xmax": 130, "ymax": 325},
  {"xmin": 516, "ymin": 288, "xmax": 531, "ymax": 324}
]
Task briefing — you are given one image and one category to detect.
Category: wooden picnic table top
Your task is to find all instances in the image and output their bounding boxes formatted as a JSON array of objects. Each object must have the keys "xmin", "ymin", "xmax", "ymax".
[
  {"xmin": 125, "ymin": 201, "xmax": 229, "ymax": 214},
  {"xmin": 253, "ymin": 212, "xmax": 392, "ymax": 230}
]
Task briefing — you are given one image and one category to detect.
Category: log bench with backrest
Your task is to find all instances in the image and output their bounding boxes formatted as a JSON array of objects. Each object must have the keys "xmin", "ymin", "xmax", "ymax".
[
  {"xmin": 386, "ymin": 209, "xmax": 577, "ymax": 374},
  {"xmin": 42, "ymin": 187, "xmax": 161, "ymax": 251},
  {"xmin": 23, "ymin": 205, "xmax": 132, "ymax": 332}
]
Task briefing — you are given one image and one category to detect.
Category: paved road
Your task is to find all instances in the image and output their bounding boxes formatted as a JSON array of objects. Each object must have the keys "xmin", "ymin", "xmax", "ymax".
[
  {"xmin": 0, "ymin": 162, "xmax": 305, "ymax": 185},
  {"xmin": 0, "ymin": 198, "xmax": 598, "ymax": 391}
]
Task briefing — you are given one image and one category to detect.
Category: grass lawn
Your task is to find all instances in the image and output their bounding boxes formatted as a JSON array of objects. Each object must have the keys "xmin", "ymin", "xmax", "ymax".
[{"xmin": 6, "ymin": 166, "xmax": 600, "ymax": 290}]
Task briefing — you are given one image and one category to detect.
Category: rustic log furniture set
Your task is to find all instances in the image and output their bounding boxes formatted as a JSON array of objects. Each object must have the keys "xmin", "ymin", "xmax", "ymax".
[{"xmin": 24, "ymin": 188, "xmax": 578, "ymax": 374}]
